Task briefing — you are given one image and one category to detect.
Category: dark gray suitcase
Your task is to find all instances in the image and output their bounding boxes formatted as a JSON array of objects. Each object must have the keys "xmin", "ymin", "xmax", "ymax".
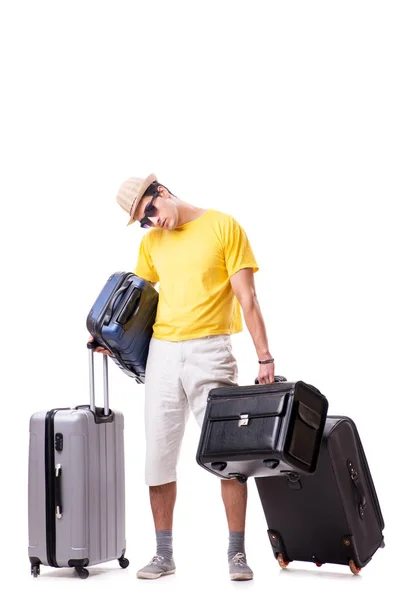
[
  {"xmin": 28, "ymin": 344, "xmax": 129, "ymax": 578},
  {"xmin": 255, "ymin": 416, "xmax": 385, "ymax": 574},
  {"xmin": 196, "ymin": 377, "xmax": 328, "ymax": 483},
  {"xmin": 86, "ymin": 271, "xmax": 158, "ymax": 383}
]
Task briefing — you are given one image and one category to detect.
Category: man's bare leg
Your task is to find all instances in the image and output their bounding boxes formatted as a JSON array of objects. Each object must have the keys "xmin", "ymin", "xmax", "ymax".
[
  {"xmin": 150, "ymin": 482, "xmax": 176, "ymax": 529},
  {"xmin": 221, "ymin": 478, "xmax": 253, "ymax": 581},
  {"xmin": 136, "ymin": 482, "xmax": 177, "ymax": 579}
]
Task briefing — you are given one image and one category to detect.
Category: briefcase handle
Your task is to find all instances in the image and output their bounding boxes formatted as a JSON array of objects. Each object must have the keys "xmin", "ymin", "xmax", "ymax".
[
  {"xmin": 255, "ymin": 377, "xmax": 323, "ymax": 399},
  {"xmin": 254, "ymin": 375, "xmax": 287, "ymax": 384}
]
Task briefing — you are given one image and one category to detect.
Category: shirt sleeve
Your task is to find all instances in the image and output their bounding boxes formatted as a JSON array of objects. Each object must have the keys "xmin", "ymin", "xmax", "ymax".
[
  {"xmin": 223, "ymin": 216, "xmax": 259, "ymax": 277},
  {"xmin": 135, "ymin": 234, "xmax": 159, "ymax": 283}
]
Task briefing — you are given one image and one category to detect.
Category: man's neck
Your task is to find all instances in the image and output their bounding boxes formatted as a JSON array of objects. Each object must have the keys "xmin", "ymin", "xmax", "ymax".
[{"xmin": 176, "ymin": 201, "xmax": 207, "ymax": 227}]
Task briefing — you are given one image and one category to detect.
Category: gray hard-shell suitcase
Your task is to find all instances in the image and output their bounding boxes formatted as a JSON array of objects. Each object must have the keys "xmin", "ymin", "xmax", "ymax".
[{"xmin": 28, "ymin": 343, "xmax": 129, "ymax": 579}]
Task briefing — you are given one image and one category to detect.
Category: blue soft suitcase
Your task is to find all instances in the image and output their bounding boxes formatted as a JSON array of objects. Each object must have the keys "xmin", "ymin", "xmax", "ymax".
[{"xmin": 86, "ymin": 272, "xmax": 158, "ymax": 383}]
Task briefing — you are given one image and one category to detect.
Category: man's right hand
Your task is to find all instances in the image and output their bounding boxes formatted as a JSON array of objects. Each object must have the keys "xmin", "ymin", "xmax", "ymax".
[{"xmin": 87, "ymin": 335, "xmax": 111, "ymax": 356}]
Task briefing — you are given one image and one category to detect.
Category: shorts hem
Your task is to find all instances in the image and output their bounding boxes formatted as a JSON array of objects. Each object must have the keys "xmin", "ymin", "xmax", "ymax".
[{"xmin": 145, "ymin": 475, "xmax": 177, "ymax": 487}]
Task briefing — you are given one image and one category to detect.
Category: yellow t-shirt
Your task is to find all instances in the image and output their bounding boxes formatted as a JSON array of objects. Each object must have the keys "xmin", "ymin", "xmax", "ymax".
[{"xmin": 135, "ymin": 209, "xmax": 259, "ymax": 341}]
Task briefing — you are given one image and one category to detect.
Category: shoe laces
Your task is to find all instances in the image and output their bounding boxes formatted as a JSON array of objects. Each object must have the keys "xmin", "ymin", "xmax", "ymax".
[
  {"xmin": 232, "ymin": 552, "xmax": 247, "ymax": 566},
  {"xmin": 150, "ymin": 555, "xmax": 164, "ymax": 565}
]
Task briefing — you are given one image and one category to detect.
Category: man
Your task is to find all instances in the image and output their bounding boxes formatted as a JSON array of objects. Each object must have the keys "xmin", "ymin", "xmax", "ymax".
[{"xmin": 92, "ymin": 173, "xmax": 275, "ymax": 581}]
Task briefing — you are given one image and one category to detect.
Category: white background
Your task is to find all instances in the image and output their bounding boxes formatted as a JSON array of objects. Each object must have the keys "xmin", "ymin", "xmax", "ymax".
[{"xmin": 0, "ymin": 1, "xmax": 399, "ymax": 598}]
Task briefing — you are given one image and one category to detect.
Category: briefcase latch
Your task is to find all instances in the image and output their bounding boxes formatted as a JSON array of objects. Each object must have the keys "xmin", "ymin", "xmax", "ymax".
[{"xmin": 238, "ymin": 414, "xmax": 249, "ymax": 427}]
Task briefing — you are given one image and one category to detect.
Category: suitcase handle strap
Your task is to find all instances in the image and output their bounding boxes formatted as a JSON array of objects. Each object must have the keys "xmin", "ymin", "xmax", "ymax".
[
  {"xmin": 55, "ymin": 464, "xmax": 63, "ymax": 519},
  {"xmin": 347, "ymin": 459, "xmax": 366, "ymax": 519},
  {"xmin": 104, "ymin": 283, "xmax": 132, "ymax": 325},
  {"xmin": 116, "ymin": 287, "xmax": 142, "ymax": 325}
]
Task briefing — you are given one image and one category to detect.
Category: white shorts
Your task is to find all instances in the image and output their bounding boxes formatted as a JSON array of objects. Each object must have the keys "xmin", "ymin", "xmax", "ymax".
[{"xmin": 144, "ymin": 334, "xmax": 238, "ymax": 486}]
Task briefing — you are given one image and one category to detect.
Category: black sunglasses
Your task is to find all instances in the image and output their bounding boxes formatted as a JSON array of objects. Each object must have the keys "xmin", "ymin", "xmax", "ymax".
[{"xmin": 139, "ymin": 192, "xmax": 159, "ymax": 229}]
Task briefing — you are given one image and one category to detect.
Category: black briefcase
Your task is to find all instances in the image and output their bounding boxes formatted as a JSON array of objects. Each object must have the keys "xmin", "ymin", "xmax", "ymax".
[
  {"xmin": 255, "ymin": 416, "xmax": 385, "ymax": 574},
  {"xmin": 196, "ymin": 377, "xmax": 328, "ymax": 483}
]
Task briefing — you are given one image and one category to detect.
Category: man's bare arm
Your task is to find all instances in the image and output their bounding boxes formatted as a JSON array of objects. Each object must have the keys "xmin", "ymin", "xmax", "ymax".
[{"xmin": 230, "ymin": 268, "xmax": 275, "ymax": 383}]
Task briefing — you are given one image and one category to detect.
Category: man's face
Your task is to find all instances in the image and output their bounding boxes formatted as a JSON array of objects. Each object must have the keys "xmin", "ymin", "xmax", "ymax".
[{"xmin": 135, "ymin": 187, "xmax": 179, "ymax": 230}]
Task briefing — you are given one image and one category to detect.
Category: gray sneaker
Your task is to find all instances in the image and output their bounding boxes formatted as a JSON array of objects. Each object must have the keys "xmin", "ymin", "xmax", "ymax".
[
  {"xmin": 229, "ymin": 552, "xmax": 253, "ymax": 581},
  {"xmin": 136, "ymin": 555, "xmax": 176, "ymax": 580}
]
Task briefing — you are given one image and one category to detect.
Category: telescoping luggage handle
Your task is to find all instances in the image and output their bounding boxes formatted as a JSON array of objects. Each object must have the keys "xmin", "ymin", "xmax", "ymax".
[{"xmin": 87, "ymin": 341, "xmax": 109, "ymax": 416}]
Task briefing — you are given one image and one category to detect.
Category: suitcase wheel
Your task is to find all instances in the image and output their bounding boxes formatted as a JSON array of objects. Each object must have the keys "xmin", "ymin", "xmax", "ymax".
[
  {"xmin": 315, "ymin": 562, "xmax": 323, "ymax": 567},
  {"xmin": 31, "ymin": 564, "xmax": 40, "ymax": 578},
  {"xmin": 75, "ymin": 567, "xmax": 89, "ymax": 579},
  {"xmin": 277, "ymin": 553, "xmax": 290, "ymax": 569},
  {"xmin": 227, "ymin": 473, "xmax": 248, "ymax": 484},
  {"xmin": 349, "ymin": 560, "xmax": 361, "ymax": 575},
  {"xmin": 119, "ymin": 557, "xmax": 130, "ymax": 569},
  {"xmin": 235, "ymin": 475, "xmax": 248, "ymax": 485}
]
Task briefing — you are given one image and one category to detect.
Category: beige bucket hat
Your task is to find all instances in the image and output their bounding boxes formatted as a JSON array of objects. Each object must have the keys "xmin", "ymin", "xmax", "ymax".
[{"xmin": 116, "ymin": 173, "xmax": 158, "ymax": 225}]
